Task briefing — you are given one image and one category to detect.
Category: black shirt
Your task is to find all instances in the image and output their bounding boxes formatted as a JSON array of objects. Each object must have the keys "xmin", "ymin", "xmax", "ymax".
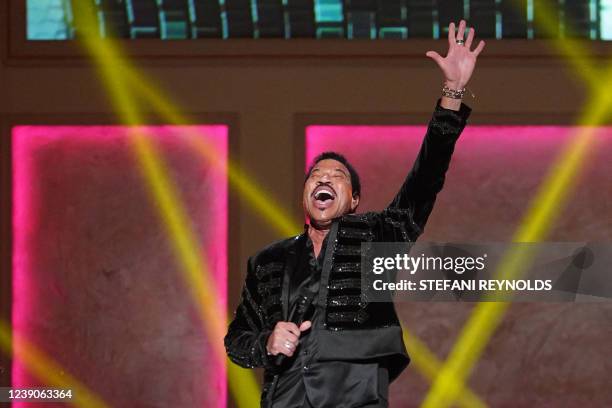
[{"xmin": 271, "ymin": 231, "xmax": 388, "ymax": 408}]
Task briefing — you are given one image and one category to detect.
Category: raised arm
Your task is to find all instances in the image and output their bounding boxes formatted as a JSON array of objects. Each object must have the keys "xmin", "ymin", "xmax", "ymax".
[
  {"xmin": 387, "ymin": 100, "xmax": 470, "ymax": 230},
  {"xmin": 387, "ymin": 20, "xmax": 484, "ymax": 231}
]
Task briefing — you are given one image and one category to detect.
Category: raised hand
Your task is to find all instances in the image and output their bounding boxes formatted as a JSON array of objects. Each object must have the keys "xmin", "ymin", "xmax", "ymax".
[{"xmin": 426, "ymin": 20, "xmax": 485, "ymax": 90}]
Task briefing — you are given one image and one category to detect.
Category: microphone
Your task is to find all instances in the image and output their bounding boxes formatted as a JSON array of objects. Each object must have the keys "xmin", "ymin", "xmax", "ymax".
[{"xmin": 274, "ymin": 290, "xmax": 315, "ymax": 366}]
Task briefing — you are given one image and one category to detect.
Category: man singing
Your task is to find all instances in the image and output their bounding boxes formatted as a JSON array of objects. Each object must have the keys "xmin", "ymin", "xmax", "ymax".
[{"xmin": 225, "ymin": 20, "xmax": 485, "ymax": 407}]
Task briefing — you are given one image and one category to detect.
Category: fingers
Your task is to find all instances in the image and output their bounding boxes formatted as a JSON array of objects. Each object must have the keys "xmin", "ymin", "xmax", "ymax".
[
  {"xmin": 473, "ymin": 40, "xmax": 486, "ymax": 57},
  {"xmin": 277, "ymin": 321, "xmax": 300, "ymax": 337},
  {"xmin": 266, "ymin": 321, "xmax": 306, "ymax": 357},
  {"xmin": 447, "ymin": 21, "xmax": 455, "ymax": 47},
  {"xmin": 266, "ymin": 332, "xmax": 298, "ymax": 356},
  {"xmin": 426, "ymin": 51, "xmax": 444, "ymax": 67},
  {"xmin": 281, "ymin": 338, "xmax": 297, "ymax": 356},
  {"xmin": 277, "ymin": 323, "xmax": 299, "ymax": 343},
  {"xmin": 265, "ymin": 320, "xmax": 315, "ymax": 357},
  {"xmin": 283, "ymin": 331, "xmax": 300, "ymax": 344},
  {"xmin": 299, "ymin": 320, "xmax": 312, "ymax": 332},
  {"xmin": 465, "ymin": 26, "xmax": 475, "ymax": 49},
  {"xmin": 448, "ymin": 20, "xmax": 471, "ymax": 47},
  {"xmin": 269, "ymin": 338, "xmax": 296, "ymax": 357},
  {"xmin": 457, "ymin": 20, "xmax": 467, "ymax": 42}
]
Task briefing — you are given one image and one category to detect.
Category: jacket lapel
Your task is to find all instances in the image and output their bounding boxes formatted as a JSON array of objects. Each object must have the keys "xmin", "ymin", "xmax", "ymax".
[
  {"xmin": 317, "ymin": 220, "xmax": 339, "ymax": 327},
  {"xmin": 281, "ymin": 234, "xmax": 302, "ymax": 321}
]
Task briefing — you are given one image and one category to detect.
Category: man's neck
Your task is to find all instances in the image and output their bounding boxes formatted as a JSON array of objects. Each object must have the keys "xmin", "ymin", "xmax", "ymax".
[{"xmin": 307, "ymin": 224, "xmax": 329, "ymax": 259}]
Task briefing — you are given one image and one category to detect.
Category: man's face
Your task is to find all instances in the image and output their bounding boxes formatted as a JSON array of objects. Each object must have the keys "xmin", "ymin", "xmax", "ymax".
[{"xmin": 303, "ymin": 159, "xmax": 360, "ymax": 229}]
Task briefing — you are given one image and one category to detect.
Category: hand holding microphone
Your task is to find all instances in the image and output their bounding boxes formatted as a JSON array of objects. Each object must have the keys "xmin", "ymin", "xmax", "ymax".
[
  {"xmin": 266, "ymin": 290, "xmax": 316, "ymax": 365},
  {"xmin": 266, "ymin": 320, "xmax": 312, "ymax": 360}
]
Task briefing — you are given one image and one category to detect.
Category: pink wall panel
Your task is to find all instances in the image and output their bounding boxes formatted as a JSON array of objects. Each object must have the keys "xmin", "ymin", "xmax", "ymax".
[
  {"xmin": 306, "ymin": 125, "xmax": 612, "ymax": 241},
  {"xmin": 306, "ymin": 125, "xmax": 612, "ymax": 407},
  {"xmin": 12, "ymin": 125, "xmax": 227, "ymax": 408}
]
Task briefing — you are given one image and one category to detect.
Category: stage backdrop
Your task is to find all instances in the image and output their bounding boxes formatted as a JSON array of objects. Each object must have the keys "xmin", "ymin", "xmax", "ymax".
[
  {"xmin": 12, "ymin": 125, "xmax": 228, "ymax": 408},
  {"xmin": 306, "ymin": 124, "xmax": 612, "ymax": 407}
]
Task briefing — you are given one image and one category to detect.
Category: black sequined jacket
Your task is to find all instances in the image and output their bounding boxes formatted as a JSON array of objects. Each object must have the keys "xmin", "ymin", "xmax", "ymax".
[{"xmin": 225, "ymin": 100, "xmax": 471, "ymax": 396}]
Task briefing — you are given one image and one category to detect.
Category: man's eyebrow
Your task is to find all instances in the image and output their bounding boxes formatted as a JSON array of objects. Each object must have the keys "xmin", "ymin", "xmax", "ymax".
[{"xmin": 309, "ymin": 166, "xmax": 347, "ymax": 175}]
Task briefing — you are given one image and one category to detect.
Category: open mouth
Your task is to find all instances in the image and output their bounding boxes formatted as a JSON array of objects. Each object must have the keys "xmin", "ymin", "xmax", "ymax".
[{"xmin": 312, "ymin": 185, "xmax": 336, "ymax": 207}]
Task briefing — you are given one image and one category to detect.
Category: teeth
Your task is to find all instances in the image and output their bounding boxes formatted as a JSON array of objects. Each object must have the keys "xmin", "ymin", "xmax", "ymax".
[
  {"xmin": 313, "ymin": 185, "xmax": 335, "ymax": 201},
  {"xmin": 315, "ymin": 189, "xmax": 334, "ymax": 200}
]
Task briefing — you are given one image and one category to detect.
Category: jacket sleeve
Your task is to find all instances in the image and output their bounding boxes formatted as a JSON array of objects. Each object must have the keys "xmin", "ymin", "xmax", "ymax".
[
  {"xmin": 387, "ymin": 99, "xmax": 471, "ymax": 232},
  {"xmin": 224, "ymin": 256, "xmax": 273, "ymax": 369}
]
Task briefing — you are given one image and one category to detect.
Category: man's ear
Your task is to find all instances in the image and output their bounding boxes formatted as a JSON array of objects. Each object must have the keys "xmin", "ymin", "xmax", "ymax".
[{"xmin": 351, "ymin": 194, "xmax": 360, "ymax": 212}]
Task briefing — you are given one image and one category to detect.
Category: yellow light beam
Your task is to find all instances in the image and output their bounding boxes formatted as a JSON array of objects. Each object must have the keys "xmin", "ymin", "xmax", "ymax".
[
  {"xmin": 74, "ymin": 0, "xmax": 300, "ymax": 238},
  {"xmin": 77, "ymin": 22, "xmax": 300, "ymax": 238},
  {"xmin": 91, "ymin": 38, "xmax": 494, "ymax": 408},
  {"xmin": 97, "ymin": 59, "xmax": 260, "ymax": 408},
  {"xmin": 124, "ymin": 62, "xmax": 301, "ymax": 237},
  {"xmin": 116, "ymin": 56, "xmax": 493, "ymax": 408},
  {"xmin": 104, "ymin": 57, "xmax": 495, "ymax": 408},
  {"xmin": 420, "ymin": 64, "xmax": 612, "ymax": 408},
  {"xmin": 402, "ymin": 329, "xmax": 488, "ymax": 408},
  {"xmin": 0, "ymin": 319, "xmax": 109, "ymax": 408},
  {"xmin": 518, "ymin": 0, "xmax": 599, "ymax": 89},
  {"xmin": 77, "ymin": 6, "xmax": 224, "ymax": 347},
  {"xmin": 421, "ymin": 3, "xmax": 612, "ymax": 404},
  {"xmin": 74, "ymin": 5, "xmax": 488, "ymax": 407},
  {"xmin": 72, "ymin": 3, "xmax": 261, "ymax": 406},
  {"xmin": 82, "ymin": 29, "xmax": 227, "ymax": 356}
]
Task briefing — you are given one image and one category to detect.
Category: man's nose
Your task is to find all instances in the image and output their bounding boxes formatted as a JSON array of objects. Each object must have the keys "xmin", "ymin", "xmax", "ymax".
[{"xmin": 317, "ymin": 173, "xmax": 332, "ymax": 183}]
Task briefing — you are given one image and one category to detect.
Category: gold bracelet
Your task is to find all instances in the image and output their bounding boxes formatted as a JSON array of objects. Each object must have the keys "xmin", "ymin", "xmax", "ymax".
[{"xmin": 442, "ymin": 85, "xmax": 466, "ymax": 99}]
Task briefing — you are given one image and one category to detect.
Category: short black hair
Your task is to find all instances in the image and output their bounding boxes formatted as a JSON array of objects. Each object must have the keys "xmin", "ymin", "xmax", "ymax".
[{"xmin": 305, "ymin": 151, "xmax": 361, "ymax": 198}]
